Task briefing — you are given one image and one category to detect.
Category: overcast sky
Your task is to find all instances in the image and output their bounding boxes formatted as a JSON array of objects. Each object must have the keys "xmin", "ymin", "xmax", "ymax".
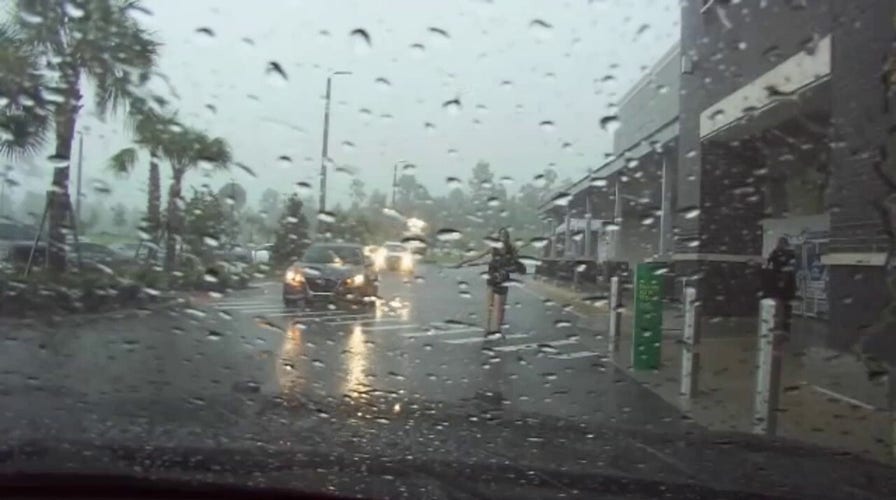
[{"xmin": 17, "ymin": 0, "xmax": 680, "ymax": 210}]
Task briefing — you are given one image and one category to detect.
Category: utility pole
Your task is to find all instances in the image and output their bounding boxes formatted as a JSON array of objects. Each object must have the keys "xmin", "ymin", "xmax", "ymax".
[
  {"xmin": 75, "ymin": 132, "xmax": 84, "ymax": 226},
  {"xmin": 318, "ymin": 71, "xmax": 351, "ymax": 215},
  {"xmin": 391, "ymin": 163, "xmax": 398, "ymax": 207}
]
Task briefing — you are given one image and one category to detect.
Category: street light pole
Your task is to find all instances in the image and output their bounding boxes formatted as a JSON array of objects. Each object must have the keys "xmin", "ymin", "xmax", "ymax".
[
  {"xmin": 391, "ymin": 163, "xmax": 398, "ymax": 207},
  {"xmin": 318, "ymin": 71, "xmax": 351, "ymax": 215},
  {"xmin": 75, "ymin": 132, "xmax": 84, "ymax": 225}
]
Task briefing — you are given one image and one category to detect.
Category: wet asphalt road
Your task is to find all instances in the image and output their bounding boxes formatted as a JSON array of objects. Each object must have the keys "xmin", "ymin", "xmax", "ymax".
[
  {"xmin": 0, "ymin": 262, "xmax": 690, "ymax": 448},
  {"xmin": 5, "ymin": 264, "xmax": 895, "ymax": 497}
]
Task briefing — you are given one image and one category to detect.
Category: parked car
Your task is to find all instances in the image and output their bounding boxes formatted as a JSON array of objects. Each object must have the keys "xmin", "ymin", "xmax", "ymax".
[
  {"xmin": 0, "ymin": 222, "xmax": 38, "ymax": 264},
  {"xmin": 251, "ymin": 243, "xmax": 273, "ymax": 264}
]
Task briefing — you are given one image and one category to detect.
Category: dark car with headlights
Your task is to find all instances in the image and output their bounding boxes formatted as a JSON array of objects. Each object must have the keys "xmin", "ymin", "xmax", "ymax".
[{"xmin": 282, "ymin": 243, "xmax": 378, "ymax": 307}]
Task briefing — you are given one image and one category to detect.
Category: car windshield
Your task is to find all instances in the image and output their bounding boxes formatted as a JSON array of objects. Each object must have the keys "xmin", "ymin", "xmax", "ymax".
[
  {"xmin": 302, "ymin": 245, "xmax": 363, "ymax": 264},
  {"xmin": 1, "ymin": 0, "xmax": 895, "ymax": 498}
]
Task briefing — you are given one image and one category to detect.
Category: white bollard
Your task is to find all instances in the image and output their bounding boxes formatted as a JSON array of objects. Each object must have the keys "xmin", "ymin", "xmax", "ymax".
[
  {"xmin": 680, "ymin": 286, "xmax": 700, "ymax": 399},
  {"xmin": 753, "ymin": 298, "xmax": 783, "ymax": 436},
  {"xmin": 608, "ymin": 276, "xmax": 621, "ymax": 353}
]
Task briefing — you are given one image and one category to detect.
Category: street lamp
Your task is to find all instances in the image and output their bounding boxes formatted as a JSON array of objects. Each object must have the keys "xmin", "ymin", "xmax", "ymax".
[{"xmin": 319, "ymin": 71, "xmax": 351, "ymax": 215}]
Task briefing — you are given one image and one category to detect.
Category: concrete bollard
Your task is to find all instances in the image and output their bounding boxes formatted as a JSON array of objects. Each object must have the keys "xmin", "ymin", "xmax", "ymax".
[
  {"xmin": 680, "ymin": 286, "xmax": 700, "ymax": 399},
  {"xmin": 608, "ymin": 276, "xmax": 622, "ymax": 353},
  {"xmin": 753, "ymin": 298, "xmax": 783, "ymax": 436}
]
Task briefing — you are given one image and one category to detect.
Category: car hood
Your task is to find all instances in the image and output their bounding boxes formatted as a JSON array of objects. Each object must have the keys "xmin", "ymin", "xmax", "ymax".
[
  {"xmin": 2, "ymin": 391, "xmax": 893, "ymax": 499},
  {"xmin": 297, "ymin": 262, "xmax": 363, "ymax": 280}
]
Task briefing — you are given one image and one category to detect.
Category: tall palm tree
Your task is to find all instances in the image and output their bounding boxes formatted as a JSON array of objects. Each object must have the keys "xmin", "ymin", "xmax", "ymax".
[
  {"xmin": 160, "ymin": 127, "xmax": 232, "ymax": 273},
  {"xmin": 107, "ymin": 106, "xmax": 179, "ymax": 240},
  {"xmin": 0, "ymin": 24, "xmax": 50, "ymax": 158},
  {"xmin": 12, "ymin": 0, "xmax": 160, "ymax": 274}
]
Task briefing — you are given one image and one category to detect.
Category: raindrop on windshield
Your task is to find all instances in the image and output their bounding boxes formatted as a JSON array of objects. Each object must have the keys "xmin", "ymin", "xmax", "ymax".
[
  {"xmin": 317, "ymin": 211, "xmax": 336, "ymax": 223},
  {"xmin": 591, "ymin": 177, "xmax": 608, "ymax": 187},
  {"xmin": 599, "ymin": 115, "xmax": 620, "ymax": 132},
  {"xmin": 63, "ymin": 1, "xmax": 86, "ymax": 18},
  {"xmin": 436, "ymin": 229, "xmax": 463, "ymax": 241},
  {"xmin": 529, "ymin": 19, "xmax": 553, "ymax": 40},
  {"xmin": 207, "ymin": 330, "xmax": 224, "ymax": 340},
  {"xmin": 681, "ymin": 206, "xmax": 701, "ymax": 219},
  {"xmin": 295, "ymin": 181, "xmax": 313, "ymax": 196},
  {"xmin": 410, "ymin": 43, "xmax": 426, "ymax": 57},
  {"xmin": 195, "ymin": 26, "xmax": 215, "ymax": 39},
  {"xmin": 265, "ymin": 61, "xmax": 288, "ymax": 86},
  {"xmin": 550, "ymin": 192, "xmax": 572, "ymax": 206},
  {"xmin": 277, "ymin": 155, "xmax": 293, "ymax": 168},
  {"xmin": 529, "ymin": 237, "xmax": 549, "ymax": 249},
  {"xmin": 428, "ymin": 27, "xmax": 451, "ymax": 45},
  {"xmin": 539, "ymin": 120, "xmax": 556, "ymax": 132},
  {"xmin": 92, "ymin": 179, "xmax": 112, "ymax": 195},
  {"xmin": 375, "ymin": 77, "xmax": 391, "ymax": 89},
  {"xmin": 350, "ymin": 28, "xmax": 372, "ymax": 54},
  {"xmin": 442, "ymin": 98, "xmax": 462, "ymax": 114}
]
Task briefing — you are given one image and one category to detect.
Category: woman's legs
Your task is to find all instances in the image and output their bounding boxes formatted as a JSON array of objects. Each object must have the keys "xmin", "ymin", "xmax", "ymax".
[
  {"xmin": 485, "ymin": 287, "xmax": 495, "ymax": 331},
  {"xmin": 494, "ymin": 292, "xmax": 507, "ymax": 332}
]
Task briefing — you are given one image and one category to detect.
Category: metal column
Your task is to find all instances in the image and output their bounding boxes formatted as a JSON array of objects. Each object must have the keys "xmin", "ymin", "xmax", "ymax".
[
  {"xmin": 608, "ymin": 276, "xmax": 622, "ymax": 353},
  {"xmin": 753, "ymin": 298, "xmax": 783, "ymax": 435},
  {"xmin": 680, "ymin": 286, "xmax": 701, "ymax": 399}
]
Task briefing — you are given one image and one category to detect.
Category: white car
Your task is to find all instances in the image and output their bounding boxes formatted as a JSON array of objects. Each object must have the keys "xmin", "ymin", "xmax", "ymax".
[
  {"xmin": 374, "ymin": 242, "xmax": 414, "ymax": 272},
  {"xmin": 251, "ymin": 244, "xmax": 273, "ymax": 264}
]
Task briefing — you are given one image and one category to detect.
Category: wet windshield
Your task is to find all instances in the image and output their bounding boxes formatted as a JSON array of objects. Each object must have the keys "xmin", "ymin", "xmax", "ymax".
[
  {"xmin": 1, "ymin": 0, "xmax": 895, "ymax": 498},
  {"xmin": 302, "ymin": 245, "xmax": 363, "ymax": 265}
]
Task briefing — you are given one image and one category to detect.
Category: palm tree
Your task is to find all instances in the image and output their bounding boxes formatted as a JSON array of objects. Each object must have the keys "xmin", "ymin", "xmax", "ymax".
[
  {"xmin": 160, "ymin": 127, "xmax": 232, "ymax": 273},
  {"xmin": 0, "ymin": 24, "xmax": 50, "ymax": 158},
  {"xmin": 12, "ymin": 0, "xmax": 160, "ymax": 274},
  {"xmin": 107, "ymin": 107, "xmax": 179, "ymax": 240}
]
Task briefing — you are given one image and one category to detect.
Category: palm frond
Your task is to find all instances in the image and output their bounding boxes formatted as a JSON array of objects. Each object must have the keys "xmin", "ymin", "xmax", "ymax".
[
  {"xmin": 0, "ymin": 21, "xmax": 50, "ymax": 159},
  {"xmin": 70, "ymin": 0, "xmax": 161, "ymax": 116},
  {"xmin": 107, "ymin": 146, "xmax": 138, "ymax": 176}
]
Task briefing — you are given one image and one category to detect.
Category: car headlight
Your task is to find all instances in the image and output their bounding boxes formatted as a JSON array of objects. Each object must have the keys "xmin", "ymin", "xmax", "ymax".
[
  {"xmin": 285, "ymin": 268, "xmax": 304, "ymax": 284},
  {"xmin": 401, "ymin": 253, "xmax": 413, "ymax": 270},
  {"xmin": 348, "ymin": 273, "xmax": 365, "ymax": 286}
]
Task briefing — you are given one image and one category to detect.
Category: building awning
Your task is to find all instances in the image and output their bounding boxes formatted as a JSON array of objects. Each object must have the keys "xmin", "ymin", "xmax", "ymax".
[{"xmin": 538, "ymin": 118, "xmax": 678, "ymax": 213}]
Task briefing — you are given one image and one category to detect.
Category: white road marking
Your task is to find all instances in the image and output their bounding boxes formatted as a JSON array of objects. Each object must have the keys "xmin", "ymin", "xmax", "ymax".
[
  {"xmin": 493, "ymin": 338, "xmax": 578, "ymax": 352},
  {"xmin": 402, "ymin": 327, "xmax": 482, "ymax": 338},
  {"xmin": 324, "ymin": 317, "xmax": 394, "ymax": 325},
  {"xmin": 811, "ymin": 385, "xmax": 877, "ymax": 410},
  {"xmin": 548, "ymin": 351, "xmax": 601, "ymax": 360},
  {"xmin": 354, "ymin": 323, "xmax": 421, "ymax": 332},
  {"xmin": 441, "ymin": 332, "xmax": 530, "ymax": 344}
]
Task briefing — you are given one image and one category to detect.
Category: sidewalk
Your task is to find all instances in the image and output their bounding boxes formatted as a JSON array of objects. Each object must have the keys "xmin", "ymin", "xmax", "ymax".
[{"xmin": 526, "ymin": 276, "xmax": 895, "ymax": 463}]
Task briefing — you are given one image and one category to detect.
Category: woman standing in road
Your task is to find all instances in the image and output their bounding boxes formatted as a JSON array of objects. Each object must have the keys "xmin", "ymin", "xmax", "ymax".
[{"xmin": 456, "ymin": 228, "xmax": 524, "ymax": 334}]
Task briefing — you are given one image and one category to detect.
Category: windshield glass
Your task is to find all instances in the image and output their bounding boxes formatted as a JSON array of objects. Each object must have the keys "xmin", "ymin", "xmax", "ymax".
[
  {"xmin": 1, "ymin": 0, "xmax": 895, "ymax": 498},
  {"xmin": 302, "ymin": 245, "xmax": 363, "ymax": 264}
]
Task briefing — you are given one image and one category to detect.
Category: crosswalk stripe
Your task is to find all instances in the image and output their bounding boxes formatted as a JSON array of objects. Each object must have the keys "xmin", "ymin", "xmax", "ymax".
[
  {"xmin": 548, "ymin": 351, "xmax": 602, "ymax": 360},
  {"xmin": 440, "ymin": 332, "xmax": 530, "ymax": 344},
  {"xmin": 325, "ymin": 317, "xmax": 401, "ymax": 326},
  {"xmin": 402, "ymin": 327, "xmax": 482, "ymax": 338},
  {"xmin": 251, "ymin": 310, "xmax": 364, "ymax": 318},
  {"xmin": 352, "ymin": 323, "xmax": 420, "ymax": 332},
  {"xmin": 493, "ymin": 338, "xmax": 578, "ymax": 352}
]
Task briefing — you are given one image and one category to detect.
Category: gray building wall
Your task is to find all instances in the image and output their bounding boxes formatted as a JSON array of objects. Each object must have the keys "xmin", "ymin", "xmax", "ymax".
[
  {"xmin": 613, "ymin": 44, "xmax": 681, "ymax": 154},
  {"xmin": 676, "ymin": 0, "xmax": 836, "ymax": 316},
  {"xmin": 825, "ymin": 1, "xmax": 894, "ymax": 350}
]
